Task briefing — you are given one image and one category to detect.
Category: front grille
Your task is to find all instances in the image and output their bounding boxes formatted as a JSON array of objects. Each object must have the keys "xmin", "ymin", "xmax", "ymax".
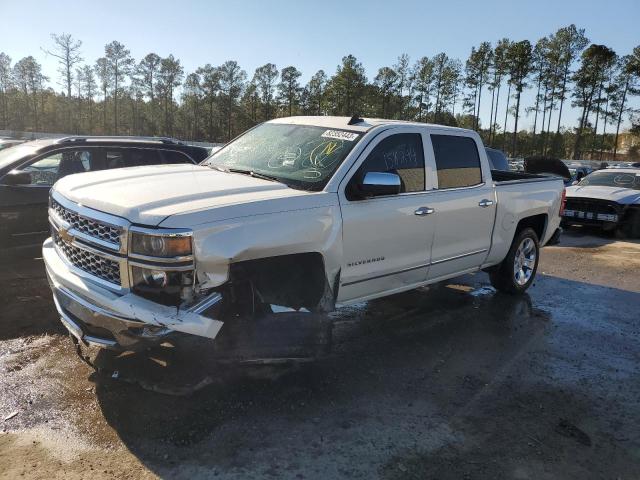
[
  {"xmin": 564, "ymin": 198, "xmax": 620, "ymax": 216},
  {"xmin": 564, "ymin": 197, "xmax": 621, "ymax": 223},
  {"xmin": 53, "ymin": 230, "xmax": 121, "ymax": 285},
  {"xmin": 51, "ymin": 199, "xmax": 121, "ymax": 247}
]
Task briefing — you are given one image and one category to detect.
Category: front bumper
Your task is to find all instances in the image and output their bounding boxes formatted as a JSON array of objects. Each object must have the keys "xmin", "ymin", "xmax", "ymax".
[{"xmin": 43, "ymin": 238, "xmax": 224, "ymax": 351}]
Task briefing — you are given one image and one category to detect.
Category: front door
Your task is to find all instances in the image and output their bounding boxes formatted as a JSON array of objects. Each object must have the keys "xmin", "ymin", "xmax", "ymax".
[{"xmin": 338, "ymin": 130, "xmax": 436, "ymax": 302}]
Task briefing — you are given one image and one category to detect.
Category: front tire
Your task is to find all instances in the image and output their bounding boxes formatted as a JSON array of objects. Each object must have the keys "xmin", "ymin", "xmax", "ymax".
[{"xmin": 489, "ymin": 228, "xmax": 540, "ymax": 294}]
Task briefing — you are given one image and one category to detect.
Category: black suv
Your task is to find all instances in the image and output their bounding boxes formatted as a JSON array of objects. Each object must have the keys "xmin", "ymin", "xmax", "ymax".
[{"xmin": 0, "ymin": 136, "xmax": 209, "ymax": 254}]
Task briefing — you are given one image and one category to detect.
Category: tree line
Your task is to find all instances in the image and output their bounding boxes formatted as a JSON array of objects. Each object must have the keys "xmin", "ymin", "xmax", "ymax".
[{"xmin": 0, "ymin": 25, "xmax": 639, "ymax": 159}]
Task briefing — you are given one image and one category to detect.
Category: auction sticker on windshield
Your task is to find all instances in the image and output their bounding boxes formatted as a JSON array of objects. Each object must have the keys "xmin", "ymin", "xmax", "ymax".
[{"xmin": 321, "ymin": 130, "xmax": 359, "ymax": 141}]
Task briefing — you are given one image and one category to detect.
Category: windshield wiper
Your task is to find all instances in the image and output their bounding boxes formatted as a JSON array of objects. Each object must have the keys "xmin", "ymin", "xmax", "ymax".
[
  {"xmin": 226, "ymin": 167, "xmax": 282, "ymax": 184},
  {"xmin": 209, "ymin": 164, "xmax": 289, "ymax": 185}
]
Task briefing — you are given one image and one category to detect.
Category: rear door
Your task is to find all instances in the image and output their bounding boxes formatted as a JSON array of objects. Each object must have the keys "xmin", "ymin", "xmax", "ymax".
[
  {"xmin": 0, "ymin": 148, "xmax": 101, "ymax": 248},
  {"xmin": 425, "ymin": 133, "xmax": 496, "ymax": 281},
  {"xmin": 338, "ymin": 128, "xmax": 436, "ymax": 302}
]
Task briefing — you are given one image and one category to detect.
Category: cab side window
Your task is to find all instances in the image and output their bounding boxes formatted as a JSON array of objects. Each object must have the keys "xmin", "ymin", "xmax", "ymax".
[
  {"xmin": 431, "ymin": 135, "xmax": 482, "ymax": 189},
  {"xmin": 352, "ymin": 133, "xmax": 425, "ymax": 195},
  {"xmin": 20, "ymin": 149, "xmax": 93, "ymax": 185}
]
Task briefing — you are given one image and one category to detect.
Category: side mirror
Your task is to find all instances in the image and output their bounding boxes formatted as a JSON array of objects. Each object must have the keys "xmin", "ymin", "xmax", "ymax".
[
  {"xmin": 357, "ymin": 172, "xmax": 401, "ymax": 198},
  {"xmin": 571, "ymin": 180, "xmax": 579, "ymax": 186},
  {"xmin": 1, "ymin": 170, "xmax": 31, "ymax": 186}
]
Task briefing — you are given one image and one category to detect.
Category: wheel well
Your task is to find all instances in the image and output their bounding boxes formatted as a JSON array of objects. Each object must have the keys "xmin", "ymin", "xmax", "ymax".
[
  {"xmin": 227, "ymin": 252, "xmax": 331, "ymax": 310},
  {"xmin": 515, "ymin": 214, "xmax": 547, "ymax": 242}
]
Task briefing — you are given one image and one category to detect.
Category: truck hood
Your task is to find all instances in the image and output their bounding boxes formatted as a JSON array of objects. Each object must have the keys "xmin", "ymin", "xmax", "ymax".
[
  {"xmin": 565, "ymin": 185, "xmax": 640, "ymax": 205},
  {"xmin": 54, "ymin": 164, "xmax": 330, "ymax": 226}
]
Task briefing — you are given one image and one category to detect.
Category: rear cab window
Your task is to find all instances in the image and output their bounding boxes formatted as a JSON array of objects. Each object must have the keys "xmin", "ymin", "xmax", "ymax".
[{"xmin": 431, "ymin": 134, "xmax": 483, "ymax": 189}]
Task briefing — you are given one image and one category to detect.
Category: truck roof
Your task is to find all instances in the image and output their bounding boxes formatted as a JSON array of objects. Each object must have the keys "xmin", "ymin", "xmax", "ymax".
[{"xmin": 268, "ymin": 116, "xmax": 471, "ymax": 134}]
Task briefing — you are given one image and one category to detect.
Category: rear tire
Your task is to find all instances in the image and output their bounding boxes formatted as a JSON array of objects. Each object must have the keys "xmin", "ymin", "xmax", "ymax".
[{"xmin": 489, "ymin": 228, "xmax": 540, "ymax": 295}]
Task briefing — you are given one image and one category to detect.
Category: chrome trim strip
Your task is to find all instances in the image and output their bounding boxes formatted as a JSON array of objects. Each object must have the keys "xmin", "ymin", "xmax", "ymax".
[
  {"xmin": 430, "ymin": 249, "xmax": 488, "ymax": 265},
  {"xmin": 344, "ymin": 182, "xmax": 490, "ymax": 203},
  {"xmin": 50, "ymin": 209, "xmax": 121, "ymax": 252},
  {"xmin": 129, "ymin": 225, "xmax": 193, "ymax": 237},
  {"xmin": 341, "ymin": 263, "xmax": 430, "ymax": 287},
  {"xmin": 433, "ymin": 182, "xmax": 486, "ymax": 192},
  {"xmin": 494, "ymin": 177, "xmax": 560, "ymax": 186},
  {"xmin": 128, "ymin": 252, "xmax": 194, "ymax": 264},
  {"xmin": 70, "ymin": 237, "xmax": 126, "ymax": 263},
  {"xmin": 128, "ymin": 259, "xmax": 195, "ymax": 272},
  {"xmin": 187, "ymin": 292, "xmax": 223, "ymax": 314},
  {"xmin": 342, "ymin": 249, "xmax": 490, "ymax": 287}
]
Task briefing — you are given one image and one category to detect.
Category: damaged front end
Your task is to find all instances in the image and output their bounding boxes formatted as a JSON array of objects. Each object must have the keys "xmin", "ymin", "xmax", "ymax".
[{"xmin": 44, "ymin": 192, "xmax": 333, "ymax": 362}]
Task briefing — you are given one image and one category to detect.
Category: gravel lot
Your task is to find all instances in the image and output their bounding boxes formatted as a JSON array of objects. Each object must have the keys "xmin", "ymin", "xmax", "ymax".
[{"xmin": 1, "ymin": 229, "xmax": 639, "ymax": 479}]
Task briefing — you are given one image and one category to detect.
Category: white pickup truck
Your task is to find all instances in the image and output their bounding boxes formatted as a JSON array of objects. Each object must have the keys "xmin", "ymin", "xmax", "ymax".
[{"xmin": 43, "ymin": 116, "xmax": 565, "ymax": 358}]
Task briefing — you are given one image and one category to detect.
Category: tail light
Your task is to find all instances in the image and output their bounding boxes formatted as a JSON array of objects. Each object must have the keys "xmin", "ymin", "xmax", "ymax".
[{"xmin": 559, "ymin": 188, "xmax": 566, "ymax": 217}]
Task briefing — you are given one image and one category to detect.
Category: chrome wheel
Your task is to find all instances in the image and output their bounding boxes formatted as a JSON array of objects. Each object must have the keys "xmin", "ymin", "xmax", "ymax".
[{"xmin": 513, "ymin": 237, "xmax": 537, "ymax": 286}]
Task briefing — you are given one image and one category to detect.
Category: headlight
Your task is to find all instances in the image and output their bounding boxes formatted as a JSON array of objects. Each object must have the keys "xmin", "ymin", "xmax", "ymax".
[
  {"xmin": 131, "ymin": 266, "xmax": 184, "ymax": 289},
  {"xmin": 130, "ymin": 230, "xmax": 192, "ymax": 258},
  {"xmin": 140, "ymin": 269, "xmax": 169, "ymax": 288},
  {"xmin": 129, "ymin": 228, "xmax": 195, "ymax": 305},
  {"xmin": 130, "ymin": 266, "xmax": 194, "ymax": 305}
]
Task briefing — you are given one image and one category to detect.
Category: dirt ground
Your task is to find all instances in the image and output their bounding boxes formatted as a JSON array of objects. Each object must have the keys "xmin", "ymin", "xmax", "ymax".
[{"xmin": 1, "ymin": 228, "xmax": 639, "ymax": 479}]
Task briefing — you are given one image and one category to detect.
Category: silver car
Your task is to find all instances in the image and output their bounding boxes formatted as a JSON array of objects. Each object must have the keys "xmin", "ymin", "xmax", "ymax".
[{"xmin": 563, "ymin": 168, "xmax": 640, "ymax": 237}]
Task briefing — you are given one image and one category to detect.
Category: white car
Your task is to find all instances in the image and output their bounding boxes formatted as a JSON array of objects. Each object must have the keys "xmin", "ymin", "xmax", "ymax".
[
  {"xmin": 43, "ymin": 116, "xmax": 564, "ymax": 359},
  {"xmin": 563, "ymin": 168, "xmax": 640, "ymax": 237}
]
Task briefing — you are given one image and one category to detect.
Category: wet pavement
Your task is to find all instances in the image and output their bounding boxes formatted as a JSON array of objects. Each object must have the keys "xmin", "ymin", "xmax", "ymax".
[{"xmin": 1, "ymin": 229, "xmax": 639, "ymax": 479}]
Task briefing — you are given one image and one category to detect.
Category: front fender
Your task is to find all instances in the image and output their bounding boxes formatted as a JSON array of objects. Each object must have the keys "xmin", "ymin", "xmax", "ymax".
[{"xmin": 188, "ymin": 205, "xmax": 343, "ymax": 291}]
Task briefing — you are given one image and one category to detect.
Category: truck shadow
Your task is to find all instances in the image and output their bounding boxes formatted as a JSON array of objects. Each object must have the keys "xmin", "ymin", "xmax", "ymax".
[
  {"xmin": 86, "ymin": 275, "xmax": 568, "ymax": 474},
  {"xmin": 4, "ymin": 256, "xmax": 639, "ymax": 477},
  {"xmin": 560, "ymin": 226, "xmax": 640, "ymax": 247}
]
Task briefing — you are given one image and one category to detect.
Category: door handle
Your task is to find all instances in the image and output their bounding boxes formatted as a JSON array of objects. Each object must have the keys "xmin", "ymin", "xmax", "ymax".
[
  {"xmin": 415, "ymin": 206, "xmax": 435, "ymax": 216},
  {"xmin": 478, "ymin": 199, "xmax": 494, "ymax": 208}
]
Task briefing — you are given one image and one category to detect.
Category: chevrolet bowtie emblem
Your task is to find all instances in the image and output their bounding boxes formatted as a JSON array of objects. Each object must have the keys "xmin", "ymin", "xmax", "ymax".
[{"xmin": 58, "ymin": 227, "xmax": 73, "ymax": 243}]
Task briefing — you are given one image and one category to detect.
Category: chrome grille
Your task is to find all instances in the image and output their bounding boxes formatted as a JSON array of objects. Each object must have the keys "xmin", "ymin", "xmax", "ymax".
[
  {"xmin": 51, "ymin": 199, "xmax": 121, "ymax": 247},
  {"xmin": 563, "ymin": 197, "xmax": 621, "ymax": 223},
  {"xmin": 53, "ymin": 230, "xmax": 121, "ymax": 285}
]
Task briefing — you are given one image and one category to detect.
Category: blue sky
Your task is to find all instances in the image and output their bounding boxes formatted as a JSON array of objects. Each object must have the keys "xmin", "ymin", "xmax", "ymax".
[{"xmin": 1, "ymin": 0, "xmax": 638, "ymax": 129}]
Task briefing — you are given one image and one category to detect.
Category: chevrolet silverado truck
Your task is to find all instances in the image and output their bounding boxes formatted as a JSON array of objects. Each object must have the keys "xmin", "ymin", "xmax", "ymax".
[{"xmin": 43, "ymin": 116, "xmax": 565, "ymax": 360}]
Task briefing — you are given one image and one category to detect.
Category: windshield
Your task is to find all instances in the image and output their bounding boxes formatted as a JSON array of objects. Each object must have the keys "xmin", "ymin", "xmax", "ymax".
[
  {"xmin": 0, "ymin": 144, "xmax": 37, "ymax": 171},
  {"xmin": 205, "ymin": 123, "xmax": 362, "ymax": 190},
  {"xmin": 578, "ymin": 171, "xmax": 640, "ymax": 190}
]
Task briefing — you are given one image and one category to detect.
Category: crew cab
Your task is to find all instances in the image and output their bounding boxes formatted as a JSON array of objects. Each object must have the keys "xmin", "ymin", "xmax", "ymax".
[
  {"xmin": 43, "ymin": 117, "xmax": 565, "ymax": 359},
  {"xmin": 0, "ymin": 136, "xmax": 209, "ymax": 254}
]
